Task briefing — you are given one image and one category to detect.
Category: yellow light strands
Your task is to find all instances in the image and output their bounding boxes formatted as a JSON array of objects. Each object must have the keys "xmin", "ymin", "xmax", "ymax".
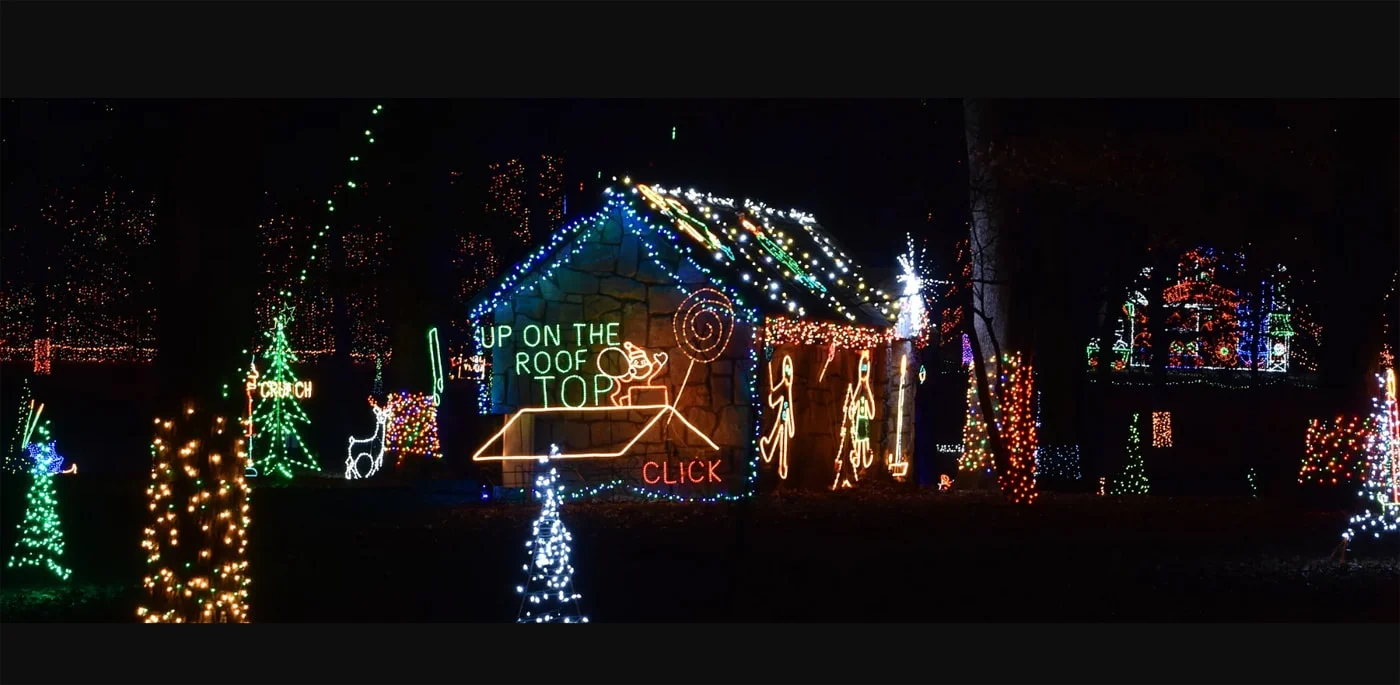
[
  {"xmin": 886, "ymin": 353, "xmax": 910, "ymax": 480},
  {"xmin": 33, "ymin": 338, "xmax": 52, "ymax": 375},
  {"xmin": 832, "ymin": 349, "xmax": 876, "ymax": 489},
  {"xmin": 137, "ymin": 407, "xmax": 251, "ymax": 623},
  {"xmin": 759, "ymin": 355, "xmax": 795, "ymax": 480},
  {"xmin": 1151, "ymin": 411, "xmax": 1173, "ymax": 448},
  {"xmin": 764, "ymin": 316, "xmax": 889, "ymax": 350},
  {"xmin": 473, "ymin": 404, "xmax": 719, "ymax": 462}
]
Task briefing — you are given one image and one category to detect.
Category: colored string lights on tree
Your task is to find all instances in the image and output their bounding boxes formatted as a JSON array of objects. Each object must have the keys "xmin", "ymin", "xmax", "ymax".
[
  {"xmin": 959, "ymin": 366, "xmax": 991, "ymax": 475},
  {"xmin": 248, "ymin": 309, "xmax": 320, "ymax": 479},
  {"xmin": 137, "ymin": 409, "xmax": 251, "ymax": 623},
  {"xmin": 1340, "ymin": 368, "xmax": 1399, "ymax": 547},
  {"xmin": 384, "ymin": 391, "xmax": 441, "ymax": 463},
  {"xmin": 5, "ymin": 451, "xmax": 72, "ymax": 582},
  {"xmin": 1151, "ymin": 412, "xmax": 1173, "ymax": 448},
  {"xmin": 759, "ymin": 355, "xmax": 795, "ymax": 480},
  {"xmin": 832, "ymin": 349, "xmax": 877, "ymax": 489},
  {"xmin": 1299, "ymin": 417, "xmax": 1374, "ymax": 486},
  {"xmin": 1109, "ymin": 414, "xmax": 1150, "ymax": 495},
  {"xmin": 345, "ymin": 400, "xmax": 390, "ymax": 480},
  {"xmin": 992, "ymin": 354, "xmax": 1039, "ymax": 505},
  {"xmin": 517, "ymin": 445, "xmax": 588, "ymax": 624}
]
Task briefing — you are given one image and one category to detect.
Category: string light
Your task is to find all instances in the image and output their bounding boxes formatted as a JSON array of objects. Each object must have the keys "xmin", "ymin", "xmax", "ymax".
[
  {"xmin": 6, "ymin": 381, "xmax": 41, "ymax": 475},
  {"xmin": 1036, "ymin": 445, "xmax": 1082, "ymax": 481},
  {"xmin": 137, "ymin": 408, "xmax": 251, "ymax": 623},
  {"xmin": 5, "ymin": 448, "xmax": 72, "ymax": 582},
  {"xmin": 763, "ymin": 317, "xmax": 890, "ymax": 350},
  {"xmin": 831, "ymin": 349, "xmax": 877, "ymax": 489},
  {"xmin": 517, "ymin": 445, "xmax": 588, "ymax": 624},
  {"xmin": 384, "ymin": 391, "xmax": 441, "ymax": 463},
  {"xmin": 1151, "ymin": 411, "xmax": 1173, "ymax": 448},
  {"xmin": 1, "ymin": 187, "xmax": 159, "ymax": 366},
  {"xmin": 487, "ymin": 159, "xmax": 532, "ymax": 246},
  {"xmin": 759, "ymin": 355, "xmax": 795, "ymax": 480},
  {"xmin": 1299, "ymin": 417, "xmax": 1374, "ymax": 486},
  {"xmin": 345, "ymin": 399, "xmax": 390, "ymax": 480},
  {"xmin": 938, "ymin": 474, "xmax": 952, "ymax": 491},
  {"xmin": 1247, "ymin": 468, "xmax": 1259, "ymax": 497},
  {"xmin": 32, "ymin": 338, "xmax": 51, "ymax": 375},
  {"xmin": 248, "ymin": 308, "xmax": 320, "ymax": 479},
  {"xmin": 959, "ymin": 366, "xmax": 991, "ymax": 475},
  {"xmin": 1087, "ymin": 248, "xmax": 1313, "ymax": 374},
  {"xmin": 993, "ymin": 353, "xmax": 1039, "ymax": 504},
  {"xmin": 1108, "ymin": 413, "xmax": 1150, "ymax": 495},
  {"xmin": 26, "ymin": 441, "xmax": 67, "ymax": 476},
  {"xmin": 1340, "ymin": 368, "xmax": 1399, "ymax": 547}
]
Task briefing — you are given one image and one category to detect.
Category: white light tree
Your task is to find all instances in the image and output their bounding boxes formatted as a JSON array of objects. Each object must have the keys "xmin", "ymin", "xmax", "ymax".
[{"xmin": 515, "ymin": 445, "xmax": 588, "ymax": 623}]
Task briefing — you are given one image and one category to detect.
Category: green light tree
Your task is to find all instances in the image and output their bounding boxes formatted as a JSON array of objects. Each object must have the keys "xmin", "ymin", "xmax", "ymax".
[
  {"xmin": 1109, "ymin": 413, "xmax": 1151, "ymax": 495},
  {"xmin": 6, "ymin": 446, "xmax": 72, "ymax": 582},
  {"xmin": 249, "ymin": 307, "xmax": 319, "ymax": 479}
]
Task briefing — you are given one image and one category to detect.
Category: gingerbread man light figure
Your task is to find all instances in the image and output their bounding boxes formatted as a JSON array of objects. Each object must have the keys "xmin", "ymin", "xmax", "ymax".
[{"xmin": 760, "ymin": 355, "xmax": 795, "ymax": 480}]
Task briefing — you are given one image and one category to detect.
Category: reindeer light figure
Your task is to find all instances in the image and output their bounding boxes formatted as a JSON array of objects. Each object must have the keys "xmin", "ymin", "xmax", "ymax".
[{"xmin": 346, "ymin": 398, "xmax": 391, "ymax": 480}]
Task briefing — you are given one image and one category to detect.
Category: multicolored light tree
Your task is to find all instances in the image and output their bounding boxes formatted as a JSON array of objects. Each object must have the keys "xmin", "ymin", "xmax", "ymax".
[
  {"xmin": 1341, "ymin": 368, "xmax": 1399, "ymax": 550},
  {"xmin": 5, "ymin": 453, "xmax": 72, "ymax": 582},
  {"xmin": 516, "ymin": 446, "xmax": 587, "ymax": 623},
  {"xmin": 1109, "ymin": 413, "xmax": 1151, "ymax": 495},
  {"xmin": 1299, "ymin": 417, "xmax": 1374, "ymax": 486},
  {"xmin": 137, "ymin": 408, "xmax": 251, "ymax": 623},
  {"xmin": 248, "ymin": 309, "xmax": 319, "ymax": 479}
]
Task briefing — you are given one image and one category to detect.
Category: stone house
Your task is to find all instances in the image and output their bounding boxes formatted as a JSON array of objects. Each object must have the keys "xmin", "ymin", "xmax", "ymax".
[{"xmin": 467, "ymin": 180, "xmax": 920, "ymax": 495}]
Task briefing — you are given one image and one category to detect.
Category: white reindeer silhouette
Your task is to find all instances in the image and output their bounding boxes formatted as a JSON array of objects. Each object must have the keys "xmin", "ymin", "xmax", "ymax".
[{"xmin": 346, "ymin": 401, "xmax": 390, "ymax": 480}]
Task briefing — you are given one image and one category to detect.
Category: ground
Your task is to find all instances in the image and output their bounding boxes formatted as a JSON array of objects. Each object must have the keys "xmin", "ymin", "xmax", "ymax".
[{"xmin": 1, "ymin": 478, "xmax": 1397, "ymax": 622}]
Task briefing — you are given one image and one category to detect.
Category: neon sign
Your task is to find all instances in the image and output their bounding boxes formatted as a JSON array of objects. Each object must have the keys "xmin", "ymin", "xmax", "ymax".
[
  {"xmin": 480, "ymin": 321, "xmax": 624, "ymax": 408},
  {"xmin": 643, "ymin": 458, "xmax": 723, "ymax": 485},
  {"xmin": 257, "ymin": 380, "xmax": 313, "ymax": 399}
]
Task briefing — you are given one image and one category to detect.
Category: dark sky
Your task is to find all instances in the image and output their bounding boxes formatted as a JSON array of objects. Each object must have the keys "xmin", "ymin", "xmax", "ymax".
[
  {"xmin": 3, "ymin": 98, "xmax": 1395, "ymax": 402},
  {"xmin": 1, "ymin": 99, "xmax": 969, "ymax": 269}
]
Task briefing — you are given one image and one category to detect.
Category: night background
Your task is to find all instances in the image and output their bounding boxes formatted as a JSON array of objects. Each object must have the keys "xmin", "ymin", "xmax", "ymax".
[{"xmin": 0, "ymin": 99, "xmax": 1396, "ymax": 624}]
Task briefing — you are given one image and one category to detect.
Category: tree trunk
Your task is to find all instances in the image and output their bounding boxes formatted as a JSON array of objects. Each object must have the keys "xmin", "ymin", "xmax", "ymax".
[{"xmin": 963, "ymin": 99, "xmax": 1010, "ymax": 374}]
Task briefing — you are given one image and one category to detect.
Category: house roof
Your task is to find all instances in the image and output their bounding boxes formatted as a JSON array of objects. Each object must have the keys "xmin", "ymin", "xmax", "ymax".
[
  {"xmin": 469, "ymin": 180, "xmax": 898, "ymax": 327},
  {"xmin": 625, "ymin": 181, "xmax": 897, "ymax": 326}
]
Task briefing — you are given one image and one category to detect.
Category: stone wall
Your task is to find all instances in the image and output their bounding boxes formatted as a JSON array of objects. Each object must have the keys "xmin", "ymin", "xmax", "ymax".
[{"xmin": 484, "ymin": 213, "xmax": 755, "ymax": 495}]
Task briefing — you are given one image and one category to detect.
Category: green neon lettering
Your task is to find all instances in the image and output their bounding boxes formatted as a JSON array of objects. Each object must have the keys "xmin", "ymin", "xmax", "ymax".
[
  {"xmin": 515, "ymin": 352, "xmax": 530, "ymax": 375},
  {"xmin": 522, "ymin": 324, "xmax": 541, "ymax": 348},
  {"xmin": 560, "ymin": 375, "xmax": 588, "ymax": 408}
]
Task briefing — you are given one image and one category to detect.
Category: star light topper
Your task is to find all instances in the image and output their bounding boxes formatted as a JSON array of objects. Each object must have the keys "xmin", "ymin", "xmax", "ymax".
[{"xmin": 894, "ymin": 234, "xmax": 930, "ymax": 342}]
